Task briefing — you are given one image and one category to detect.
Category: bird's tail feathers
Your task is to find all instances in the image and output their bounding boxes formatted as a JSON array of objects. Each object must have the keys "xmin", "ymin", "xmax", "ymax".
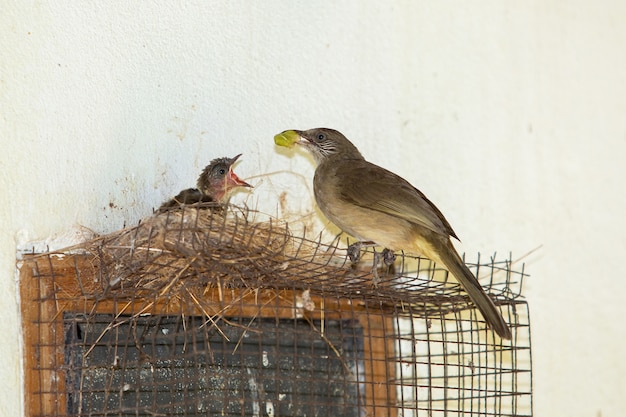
[{"xmin": 437, "ymin": 242, "xmax": 512, "ymax": 340}]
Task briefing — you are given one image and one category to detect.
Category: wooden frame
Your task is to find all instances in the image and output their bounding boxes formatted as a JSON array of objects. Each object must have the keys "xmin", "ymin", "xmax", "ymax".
[{"xmin": 20, "ymin": 254, "xmax": 397, "ymax": 417}]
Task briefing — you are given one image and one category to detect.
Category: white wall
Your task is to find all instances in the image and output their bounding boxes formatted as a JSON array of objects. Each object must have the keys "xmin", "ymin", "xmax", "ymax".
[{"xmin": 2, "ymin": 2, "xmax": 625, "ymax": 416}]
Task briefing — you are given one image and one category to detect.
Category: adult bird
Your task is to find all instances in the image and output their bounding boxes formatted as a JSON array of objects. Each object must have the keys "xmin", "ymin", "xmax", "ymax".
[
  {"xmin": 159, "ymin": 154, "xmax": 251, "ymax": 211},
  {"xmin": 274, "ymin": 128, "xmax": 511, "ymax": 339}
]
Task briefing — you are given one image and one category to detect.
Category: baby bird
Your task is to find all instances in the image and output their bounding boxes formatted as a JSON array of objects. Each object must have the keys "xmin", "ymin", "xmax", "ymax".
[{"xmin": 159, "ymin": 154, "xmax": 251, "ymax": 211}]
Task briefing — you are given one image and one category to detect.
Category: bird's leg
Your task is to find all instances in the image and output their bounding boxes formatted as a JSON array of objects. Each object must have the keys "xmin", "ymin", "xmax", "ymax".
[
  {"xmin": 347, "ymin": 241, "xmax": 362, "ymax": 263},
  {"xmin": 347, "ymin": 240, "xmax": 378, "ymax": 264},
  {"xmin": 382, "ymin": 248, "xmax": 396, "ymax": 266},
  {"xmin": 371, "ymin": 249, "xmax": 396, "ymax": 287},
  {"xmin": 370, "ymin": 250, "xmax": 381, "ymax": 287},
  {"xmin": 346, "ymin": 240, "xmax": 384, "ymax": 286}
]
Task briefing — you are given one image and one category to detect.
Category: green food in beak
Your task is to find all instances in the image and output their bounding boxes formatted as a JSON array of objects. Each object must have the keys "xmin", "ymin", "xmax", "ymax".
[{"xmin": 274, "ymin": 130, "xmax": 300, "ymax": 148}]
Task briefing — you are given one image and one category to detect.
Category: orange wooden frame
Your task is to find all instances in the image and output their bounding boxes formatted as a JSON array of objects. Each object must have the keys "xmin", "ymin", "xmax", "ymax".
[{"xmin": 20, "ymin": 254, "xmax": 397, "ymax": 417}]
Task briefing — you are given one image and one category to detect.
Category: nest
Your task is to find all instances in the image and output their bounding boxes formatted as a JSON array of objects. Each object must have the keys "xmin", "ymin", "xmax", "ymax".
[
  {"xmin": 45, "ymin": 202, "xmax": 522, "ymax": 319},
  {"xmin": 93, "ymin": 205, "xmax": 292, "ymax": 295}
]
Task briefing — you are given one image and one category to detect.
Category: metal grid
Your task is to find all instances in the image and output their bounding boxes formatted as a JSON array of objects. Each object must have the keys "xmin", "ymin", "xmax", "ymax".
[{"xmin": 20, "ymin": 204, "xmax": 532, "ymax": 416}]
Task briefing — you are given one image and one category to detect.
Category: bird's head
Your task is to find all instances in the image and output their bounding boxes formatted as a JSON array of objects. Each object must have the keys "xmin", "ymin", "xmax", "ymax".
[
  {"xmin": 274, "ymin": 128, "xmax": 363, "ymax": 164},
  {"xmin": 197, "ymin": 154, "xmax": 251, "ymax": 202}
]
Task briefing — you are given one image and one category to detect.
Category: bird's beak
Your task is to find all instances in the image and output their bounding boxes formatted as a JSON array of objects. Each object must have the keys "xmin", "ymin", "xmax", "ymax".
[{"xmin": 226, "ymin": 154, "xmax": 252, "ymax": 188}]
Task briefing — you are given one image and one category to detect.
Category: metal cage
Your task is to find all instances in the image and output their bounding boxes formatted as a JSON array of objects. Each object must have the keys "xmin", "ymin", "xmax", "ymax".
[{"xmin": 20, "ymin": 205, "xmax": 532, "ymax": 416}]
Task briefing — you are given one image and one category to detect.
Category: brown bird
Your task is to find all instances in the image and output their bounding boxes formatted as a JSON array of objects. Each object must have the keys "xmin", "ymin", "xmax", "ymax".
[
  {"xmin": 159, "ymin": 154, "xmax": 251, "ymax": 211},
  {"xmin": 274, "ymin": 128, "xmax": 511, "ymax": 339}
]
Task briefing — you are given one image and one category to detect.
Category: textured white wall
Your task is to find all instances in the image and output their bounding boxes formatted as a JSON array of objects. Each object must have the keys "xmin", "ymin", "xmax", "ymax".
[{"xmin": 2, "ymin": 2, "xmax": 625, "ymax": 416}]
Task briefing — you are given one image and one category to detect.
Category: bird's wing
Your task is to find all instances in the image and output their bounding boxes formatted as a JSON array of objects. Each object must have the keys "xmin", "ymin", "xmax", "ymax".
[{"xmin": 335, "ymin": 160, "xmax": 459, "ymax": 239}]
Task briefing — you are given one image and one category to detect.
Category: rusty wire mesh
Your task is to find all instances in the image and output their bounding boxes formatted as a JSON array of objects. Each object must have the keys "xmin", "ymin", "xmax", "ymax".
[{"xmin": 20, "ymin": 204, "xmax": 532, "ymax": 417}]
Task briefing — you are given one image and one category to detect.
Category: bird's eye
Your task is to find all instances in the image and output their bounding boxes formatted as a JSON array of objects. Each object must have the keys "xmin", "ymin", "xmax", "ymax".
[
  {"xmin": 218, "ymin": 168, "xmax": 226, "ymax": 175},
  {"xmin": 316, "ymin": 133, "xmax": 326, "ymax": 142}
]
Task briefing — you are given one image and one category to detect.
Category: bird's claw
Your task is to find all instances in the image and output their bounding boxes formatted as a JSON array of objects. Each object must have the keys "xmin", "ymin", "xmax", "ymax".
[
  {"xmin": 346, "ymin": 241, "xmax": 391, "ymax": 287},
  {"xmin": 347, "ymin": 242, "xmax": 362, "ymax": 263},
  {"xmin": 371, "ymin": 249, "xmax": 396, "ymax": 287},
  {"xmin": 382, "ymin": 248, "xmax": 396, "ymax": 266}
]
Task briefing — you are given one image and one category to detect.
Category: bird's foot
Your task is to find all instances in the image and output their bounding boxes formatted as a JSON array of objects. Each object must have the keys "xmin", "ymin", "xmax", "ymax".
[
  {"xmin": 371, "ymin": 249, "xmax": 396, "ymax": 287},
  {"xmin": 347, "ymin": 242, "xmax": 362, "ymax": 263},
  {"xmin": 382, "ymin": 248, "xmax": 396, "ymax": 266}
]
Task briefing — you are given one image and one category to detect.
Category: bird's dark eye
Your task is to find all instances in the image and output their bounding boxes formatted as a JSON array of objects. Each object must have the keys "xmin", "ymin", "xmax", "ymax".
[
  {"xmin": 218, "ymin": 168, "xmax": 226, "ymax": 175},
  {"xmin": 316, "ymin": 133, "xmax": 326, "ymax": 142}
]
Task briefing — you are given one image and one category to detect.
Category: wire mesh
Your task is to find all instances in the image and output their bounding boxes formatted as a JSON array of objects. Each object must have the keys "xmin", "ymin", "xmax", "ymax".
[{"xmin": 20, "ymin": 204, "xmax": 532, "ymax": 416}]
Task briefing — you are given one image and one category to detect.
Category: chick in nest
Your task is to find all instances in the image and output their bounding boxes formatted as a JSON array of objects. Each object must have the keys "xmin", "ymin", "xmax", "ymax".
[{"xmin": 159, "ymin": 154, "xmax": 252, "ymax": 211}]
